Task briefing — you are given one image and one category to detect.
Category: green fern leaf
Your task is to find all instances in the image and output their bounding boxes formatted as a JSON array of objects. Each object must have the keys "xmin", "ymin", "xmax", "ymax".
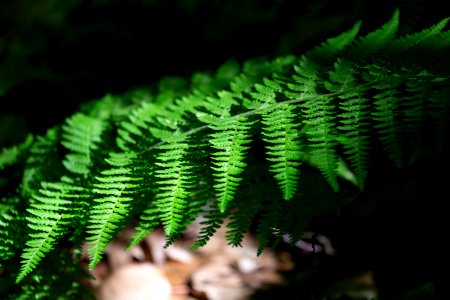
[
  {"xmin": 308, "ymin": 21, "xmax": 362, "ymax": 60},
  {"xmin": 283, "ymin": 21, "xmax": 360, "ymax": 99},
  {"xmin": 402, "ymin": 73, "xmax": 434, "ymax": 164},
  {"xmin": 329, "ymin": 60, "xmax": 371, "ymax": 190},
  {"xmin": 261, "ymin": 105, "xmax": 302, "ymax": 199},
  {"xmin": 301, "ymin": 94, "xmax": 339, "ymax": 191},
  {"xmin": 210, "ymin": 117, "xmax": 254, "ymax": 212},
  {"xmin": 16, "ymin": 180, "xmax": 84, "ymax": 282},
  {"xmin": 86, "ymin": 153, "xmax": 142, "ymax": 270},
  {"xmin": 116, "ymin": 99, "xmax": 167, "ymax": 152},
  {"xmin": 154, "ymin": 138, "xmax": 195, "ymax": 237},
  {"xmin": 18, "ymin": 226, "xmax": 63, "ymax": 280},
  {"xmin": 231, "ymin": 56, "xmax": 295, "ymax": 97},
  {"xmin": 21, "ymin": 128, "xmax": 61, "ymax": 196},
  {"xmin": 191, "ymin": 201, "xmax": 228, "ymax": 250},
  {"xmin": 388, "ymin": 17, "xmax": 450, "ymax": 51},
  {"xmin": 0, "ymin": 199, "xmax": 24, "ymax": 261},
  {"xmin": 0, "ymin": 134, "xmax": 33, "ymax": 171},
  {"xmin": 350, "ymin": 9, "xmax": 400, "ymax": 55},
  {"xmin": 370, "ymin": 67, "xmax": 405, "ymax": 168},
  {"xmin": 247, "ymin": 81, "xmax": 279, "ymax": 108},
  {"xmin": 128, "ymin": 205, "xmax": 160, "ymax": 250},
  {"xmin": 61, "ymin": 113, "xmax": 108, "ymax": 175},
  {"xmin": 225, "ymin": 190, "xmax": 262, "ymax": 247},
  {"xmin": 256, "ymin": 199, "xmax": 286, "ymax": 256}
]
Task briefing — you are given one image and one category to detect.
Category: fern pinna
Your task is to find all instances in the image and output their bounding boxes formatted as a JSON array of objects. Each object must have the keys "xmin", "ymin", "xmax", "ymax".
[{"xmin": 1, "ymin": 9, "xmax": 450, "ymax": 297}]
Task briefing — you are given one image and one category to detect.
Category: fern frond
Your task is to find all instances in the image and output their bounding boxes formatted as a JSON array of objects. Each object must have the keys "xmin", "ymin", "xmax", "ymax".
[
  {"xmin": 165, "ymin": 60, "xmax": 239, "ymax": 118},
  {"xmin": 370, "ymin": 68, "xmax": 405, "ymax": 168},
  {"xmin": 86, "ymin": 153, "xmax": 143, "ymax": 269},
  {"xmin": 328, "ymin": 59, "xmax": 371, "ymax": 189},
  {"xmin": 128, "ymin": 204, "xmax": 160, "ymax": 250},
  {"xmin": 0, "ymin": 199, "xmax": 24, "ymax": 261},
  {"xmin": 7, "ymin": 246, "xmax": 91, "ymax": 299},
  {"xmin": 154, "ymin": 136, "xmax": 195, "ymax": 237},
  {"xmin": 21, "ymin": 128, "xmax": 61, "ymax": 196},
  {"xmin": 154, "ymin": 60, "xmax": 243, "ymax": 135},
  {"xmin": 301, "ymin": 93, "xmax": 339, "ymax": 191},
  {"xmin": 18, "ymin": 211, "xmax": 66, "ymax": 283},
  {"xmin": 274, "ymin": 23, "xmax": 365, "ymax": 192},
  {"xmin": 154, "ymin": 76, "xmax": 188, "ymax": 105},
  {"xmin": 190, "ymin": 201, "xmax": 228, "ymax": 250},
  {"xmin": 261, "ymin": 105, "xmax": 302, "ymax": 199},
  {"xmin": 16, "ymin": 179, "xmax": 84, "ymax": 282},
  {"xmin": 350, "ymin": 9, "xmax": 400, "ymax": 55},
  {"xmin": 117, "ymin": 101, "xmax": 159, "ymax": 151},
  {"xmin": 428, "ymin": 28, "xmax": 450, "ymax": 50},
  {"xmin": 61, "ymin": 113, "xmax": 108, "ymax": 175},
  {"xmin": 282, "ymin": 20, "xmax": 361, "ymax": 99},
  {"xmin": 387, "ymin": 17, "xmax": 449, "ymax": 51},
  {"xmin": 231, "ymin": 55, "xmax": 296, "ymax": 97},
  {"xmin": 225, "ymin": 190, "xmax": 262, "ymax": 247},
  {"xmin": 210, "ymin": 117, "xmax": 254, "ymax": 212},
  {"xmin": 0, "ymin": 135, "xmax": 33, "ymax": 171},
  {"xmin": 308, "ymin": 21, "xmax": 362, "ymax": 61},
  {"xmin": 169, "ymin": 148, "xmax": 215, "ymax": 246},
  {"xmin": 246, "ymin": 81, "xmax": 279, "ymax": 109},
  {"xmin": 256, "ymin": 199, "xmax": 286, "ymax": 256},
  {"xmin": 402, "ymin": 73, "xmax": 433, "ymax": 164}
]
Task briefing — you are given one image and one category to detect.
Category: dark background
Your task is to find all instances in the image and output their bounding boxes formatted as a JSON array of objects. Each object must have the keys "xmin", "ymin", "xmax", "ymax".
[{"xmin": 1, "ymin": 1, "xmax": 449, "ymax": 299}]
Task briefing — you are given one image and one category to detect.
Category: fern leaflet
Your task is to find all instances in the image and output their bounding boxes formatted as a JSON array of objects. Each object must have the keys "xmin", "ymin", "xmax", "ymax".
[
  {"xmin": 86, "ymin": 153, "xmax": 143, "ymax": 269},
  {"xmin": 261, "ymin": 105, "xmax": 302, "ymax": 199},
  {"xmin": 61, "ymin": 113, "xmax": 108, "ymax": 175},
  {"xmin": 16, "ymin": 178, "xmax": 85, "ymax": 282}
]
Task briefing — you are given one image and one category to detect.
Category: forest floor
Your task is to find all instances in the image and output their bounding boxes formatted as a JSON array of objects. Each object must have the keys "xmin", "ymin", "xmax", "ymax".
[{"xmin": 81, "ymin": 220, "xmax": 377, "ymax": 300}]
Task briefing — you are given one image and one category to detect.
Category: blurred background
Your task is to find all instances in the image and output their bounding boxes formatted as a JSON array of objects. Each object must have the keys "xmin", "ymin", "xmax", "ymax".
[{"xmin": 1, "ymin": 1, "xmax": 450, "ymax": 299}]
